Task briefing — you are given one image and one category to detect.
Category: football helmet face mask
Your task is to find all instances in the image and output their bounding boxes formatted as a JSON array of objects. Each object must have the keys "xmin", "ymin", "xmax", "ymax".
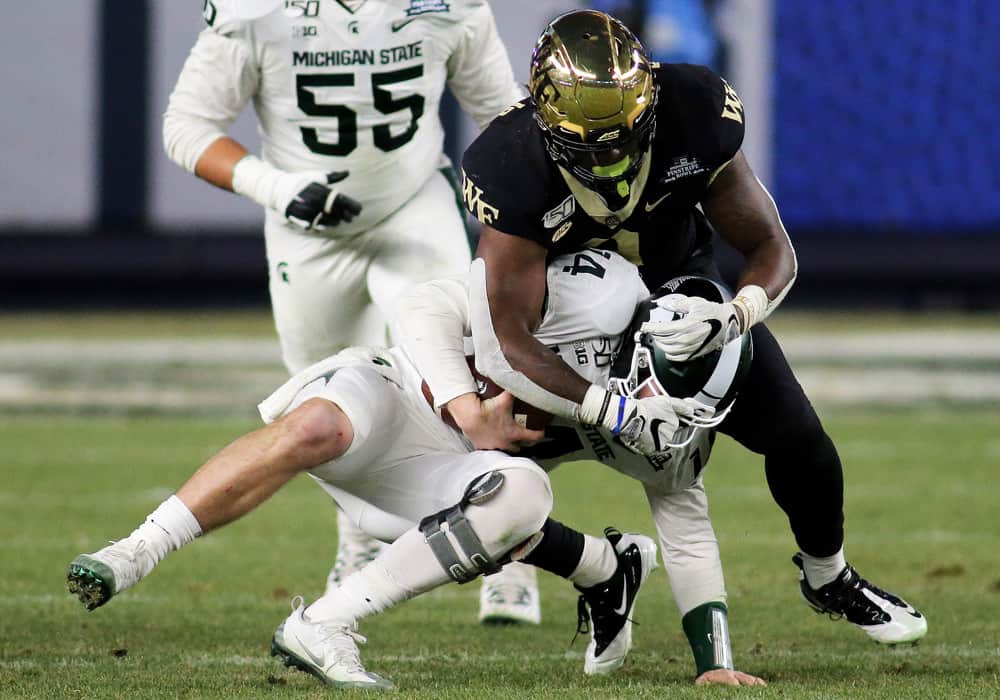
[
  {"xmin": 610, "ymin": 276, "xmax": 753, "ymax": 448},
  {"xmin": 529, "ymin": 10, "xmax": 657, "ymax": 204}
]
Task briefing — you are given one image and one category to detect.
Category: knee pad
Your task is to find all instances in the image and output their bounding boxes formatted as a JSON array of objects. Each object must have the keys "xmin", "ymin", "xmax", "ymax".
[
  {"xmin": 418, "ymin": 465, "xmax": 552, "ymax": 584},
  {"xmin": 419, "ymin": 471, "xmax": 505, "ymax": 584}
]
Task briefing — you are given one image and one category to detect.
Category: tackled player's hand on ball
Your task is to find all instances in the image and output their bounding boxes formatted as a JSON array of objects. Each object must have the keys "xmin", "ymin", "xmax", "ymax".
[
  {"xmin": 695, "ymin": 668, "xmax": 766, "ymax": 687},
  {"xmin": 446, "ymin": 391, "xmax": 545, "ymax": 452},
  {"xmin": 640, "ymin": 293, "xmax": 743, "ymax": 361}
]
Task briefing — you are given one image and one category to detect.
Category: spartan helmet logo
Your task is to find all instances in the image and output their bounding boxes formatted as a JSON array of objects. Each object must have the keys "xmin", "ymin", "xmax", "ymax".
[{"xmin": 529, "ymin": 10, "xmax": 658, "ymax": 205}]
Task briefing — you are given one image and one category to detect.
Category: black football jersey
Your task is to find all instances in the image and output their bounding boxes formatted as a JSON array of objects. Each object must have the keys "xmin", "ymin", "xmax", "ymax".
[{"xmin": 461, "ymin": 63, "xmax": 745, "ymax": 289}]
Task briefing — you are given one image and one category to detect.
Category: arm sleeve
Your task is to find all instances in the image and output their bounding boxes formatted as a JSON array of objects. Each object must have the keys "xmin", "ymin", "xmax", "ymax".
[
  {"xmin": 446, "ymin": 3, "xmax": 525, "ymax": 129},
  {"xmin": 394, "ymin": 276, "xmax": 478, "ymax": 407},
  {"xmin": 644, "ymin": 479, "xmax": 727, "ymax": 616},
  {"xmin": 162, "ymin": 27, "xmax": 258, "ymax": 173},
  {"xmin": 468, "ymin": 260, "xmax": 582, "ymax": 419}
]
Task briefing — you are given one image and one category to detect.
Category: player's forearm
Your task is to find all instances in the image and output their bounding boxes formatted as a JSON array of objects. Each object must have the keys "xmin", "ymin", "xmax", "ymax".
[
  {"xmin": 395, "ymin": 277, "xmax": 477, "ymax": 407},
  {"xmin": 494, "ymin": 328, "xmax": 591, "ymax": 404},
  {"xmin": 703, "ymin": 154, "xmax": 797, "ymax": 325},
  {"xmin": 468, "ymin": 259, "xmax": 588, "ymax": 418},
  {"xmin": 683, "ymin": 602, "xmax": 734, "ymax": 675},
  {"xmin": 193, "ymin": 136, "xmax": 248, "ymax": 192},
  {"xmin": 162, "ymin": 30, "xmax": 255, "ymax": 176},
  {"xmin": 736, "ymin": 233, "xmax": 796, "ymax": 301}
]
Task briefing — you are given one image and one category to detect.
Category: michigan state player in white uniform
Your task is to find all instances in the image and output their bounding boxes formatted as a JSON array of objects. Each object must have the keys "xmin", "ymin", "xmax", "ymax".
[
  {"xmin": 67, "ymin": 250, "xmax": 767, "ymax": 689},
  {"xmin": 161, "ymin": 0, "xmax": 532, "ymax": 620}
]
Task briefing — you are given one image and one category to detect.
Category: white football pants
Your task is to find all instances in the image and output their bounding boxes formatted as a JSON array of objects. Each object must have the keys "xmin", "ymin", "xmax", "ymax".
[{"xmin": 264, "ymin": 168, "xmax": 471, "ymax": 373}]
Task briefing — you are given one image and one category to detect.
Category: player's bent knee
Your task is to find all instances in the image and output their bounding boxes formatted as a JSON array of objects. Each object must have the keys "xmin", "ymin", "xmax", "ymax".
[
  {"xmin": 486, "ymin": 462, "xmax": 553, "ymax": 540},
  {"xmin": 419, "ymin": 461, "xmax": 552, "ymax": 584},
  {"xmin": 280, "ymin": 397, "xmax": 353, "ymax": 464}
]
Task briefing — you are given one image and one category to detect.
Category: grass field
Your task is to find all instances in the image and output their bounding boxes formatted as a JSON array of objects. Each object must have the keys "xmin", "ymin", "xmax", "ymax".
[{"xmin": 2, "ymin": 312, "xmax": 999, "ymax": 698}]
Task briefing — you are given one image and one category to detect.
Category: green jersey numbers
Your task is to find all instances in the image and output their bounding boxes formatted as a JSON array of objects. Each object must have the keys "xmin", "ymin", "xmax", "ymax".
[
  {"xmin": 296, "ymin": 66, "xmax": 426, "ymax": 156},
  {"xmin": 371, "ymin": 66, "xmax": 425, "ymax": 151}
]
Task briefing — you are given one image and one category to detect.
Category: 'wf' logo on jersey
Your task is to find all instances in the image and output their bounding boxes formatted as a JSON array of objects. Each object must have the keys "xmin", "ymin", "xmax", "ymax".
[
  {"xmin": 721, "ymin": 79, "xmax": 744, "ymax": 124},
  {"xmin": 461, "ymin": 172, "xmax": 500, "ymax": 225}
]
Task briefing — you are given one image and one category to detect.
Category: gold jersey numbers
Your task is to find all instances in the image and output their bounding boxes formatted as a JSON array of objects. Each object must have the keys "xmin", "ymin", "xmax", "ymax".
[{"xmin": 721, "ymin": 78, "xmax": 744, "ymax": 124}]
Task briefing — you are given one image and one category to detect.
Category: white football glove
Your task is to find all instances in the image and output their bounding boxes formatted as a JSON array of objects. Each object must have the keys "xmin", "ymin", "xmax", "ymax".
[
  {"xmin": 231, "ymin": 155, "xmax": 362, "ymax": 231},
  {"xmin": 640, "ymin": 294, "xmax": 743, "ymax": 361},
  {"xmin": 578, "ymin": 385, "xmax": 713, "ymax": 455}
]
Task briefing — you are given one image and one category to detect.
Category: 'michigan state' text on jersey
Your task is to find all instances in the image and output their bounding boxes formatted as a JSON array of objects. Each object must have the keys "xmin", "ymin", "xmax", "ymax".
[{"xmin": 168, "ymin": 0, "xmax": 521, "ymax": 235}]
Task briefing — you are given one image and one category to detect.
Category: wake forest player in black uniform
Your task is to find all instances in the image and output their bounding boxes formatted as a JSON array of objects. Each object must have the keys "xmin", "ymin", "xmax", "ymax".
[{"xmin": 461, "ymin": 10, "xmax": 927, "ymax": 646}]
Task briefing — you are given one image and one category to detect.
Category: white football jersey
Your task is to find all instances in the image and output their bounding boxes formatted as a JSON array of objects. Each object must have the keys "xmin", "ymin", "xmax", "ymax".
[
  {"xmin": 169, "ymin": 0, "xmax": 522, "ymax": 234},
  {"xmin": 529, "ymin": 250, "xmax": 713, "ymax": 492},
  {"xmin": 399, "ymin": 249, "xmax": 714, "ymax": 493}
]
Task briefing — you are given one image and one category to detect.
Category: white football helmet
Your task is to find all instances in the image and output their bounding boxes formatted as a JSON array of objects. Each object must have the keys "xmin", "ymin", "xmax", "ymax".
[{"xmin": 610, "ymin": 275, "xmax": 753, "ymax": 447}]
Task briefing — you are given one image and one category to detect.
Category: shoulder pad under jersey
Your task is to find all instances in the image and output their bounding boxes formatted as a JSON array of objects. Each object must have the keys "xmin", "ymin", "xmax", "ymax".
[
  {"xmin": 201, "ymin": 0, "xmax": 270, "ymax": 34},
  {"xmin": 461, "ymin": 100, "xmax": 554, "ymax": 242},
  {"xmin": 538, "ymin": 249, "xmax": 649, "ymax": 344}
]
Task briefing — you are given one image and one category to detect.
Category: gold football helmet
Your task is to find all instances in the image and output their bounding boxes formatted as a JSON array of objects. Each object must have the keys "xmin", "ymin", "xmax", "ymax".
[{"xmin": 529, "ymin": 10, "xmax": 657, "ymax": 201}]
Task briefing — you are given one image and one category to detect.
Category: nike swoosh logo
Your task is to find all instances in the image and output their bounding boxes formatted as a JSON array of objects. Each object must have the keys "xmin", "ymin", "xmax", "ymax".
[
  {"xmin": 391, "ymin": 18, "xmax": 418, "ymax": 31},
  {"xmin": 649, "ymin": 417, "xmax": 669, "ymax": 453},
  {"xmin": 613, "ymin": 586, "xmax": 629, "ymax": 616},
  {"xmin": 689, "ymin": 318, "xmax": 722, "ymax": 359},
  {"xmin": 295, "ymin": 631, "xmax": 326, "ymax": 667},
  {"xmin": 644, "ymin": 192, "xmax": 672, "ymax": 212}
]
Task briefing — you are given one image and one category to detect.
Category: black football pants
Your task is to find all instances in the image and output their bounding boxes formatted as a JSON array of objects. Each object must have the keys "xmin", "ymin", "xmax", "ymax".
[
  {"xmin": 719, "ymin": 323, "xmax": 845, "ymax": 557},
  {"xmin": 682, "ymin": 248, "xmax": 846, "ymax": 558}
]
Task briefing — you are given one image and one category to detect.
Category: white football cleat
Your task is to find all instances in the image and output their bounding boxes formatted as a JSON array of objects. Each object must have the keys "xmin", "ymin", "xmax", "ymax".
[
  {"xmin": 325, "ymin": 513, "xmax": 387, "ymax": 595},
  {"xmin": 67, "ymin": 537, "xmax": 153, "ymax": 611},
  {"xmin": 271, "ymin": 596, "xmax": 393, "ymax": 690},
  {"xmin": 793, "ymin": 553, "xmax": 928, "ymax": 644},
  {"xmin": 478, "ymin": 561, "xmax": 542, "ymax": 625},
  {"xmin": 576, "ymin": 529, "xmax": 658, "ymax": 675}
]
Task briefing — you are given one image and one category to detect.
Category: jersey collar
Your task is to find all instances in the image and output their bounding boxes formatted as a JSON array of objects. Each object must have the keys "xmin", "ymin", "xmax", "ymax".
[{"xmin": 557, "ymin": 149, "xmax": 652, "ymax": 228}]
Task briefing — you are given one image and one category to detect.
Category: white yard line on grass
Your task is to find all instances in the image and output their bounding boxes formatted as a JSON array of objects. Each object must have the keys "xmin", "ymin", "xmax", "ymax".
[{"xmin": 2, "ymin": 330, "xmax": 1000, "ymax": 409}]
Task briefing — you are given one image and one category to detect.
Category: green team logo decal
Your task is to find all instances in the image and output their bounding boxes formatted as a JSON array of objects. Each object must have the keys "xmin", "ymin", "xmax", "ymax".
[{"xmin": 277, "ymin": 262, "xmax": 290, "ymax": 283}]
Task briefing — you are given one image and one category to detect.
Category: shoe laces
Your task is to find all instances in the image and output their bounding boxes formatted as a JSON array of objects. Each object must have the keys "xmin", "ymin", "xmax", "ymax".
[
  {"xmin": 819, "ymin": 567, "xmax": 887, "ymax": 622},
  {"xmin": 571, "ymin": 590, "xmax": 639, "ymax": 648},
  {"xmin": 315, "ymin": 624, "xmax": 368, "ymax": 674},
  {"xmin": 291, "ymin": 596, "xmax": 367, "ymax": 674},
  {"xmin": 571, "ymin": 595, "xmax": 591, "ymax": 646},
  {"xmin": 101, "ymin": 538, "xmax": 148, "ymax": 588}
]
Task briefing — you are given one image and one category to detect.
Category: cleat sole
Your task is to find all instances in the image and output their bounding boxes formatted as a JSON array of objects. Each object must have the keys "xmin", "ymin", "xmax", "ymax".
[{"xmin": 66, "ymin": 559, "xmax": 115, "ymax": 611}]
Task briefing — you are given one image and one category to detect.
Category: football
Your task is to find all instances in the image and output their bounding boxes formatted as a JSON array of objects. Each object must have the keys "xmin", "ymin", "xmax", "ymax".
[{"xmin": 423, "ymin": 357, "xmax": 553, "ymax": 432}]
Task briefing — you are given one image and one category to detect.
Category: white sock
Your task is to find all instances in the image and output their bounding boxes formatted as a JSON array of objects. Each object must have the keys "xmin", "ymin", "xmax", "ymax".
[
  {"xmin": 567, "ymin": 534, "xmax": 617, "ymax": 589},
  {"xmin": 126, "ymin": 495, "xmax": 202, "ymax": 567},
  {"xmin": 308, "ymin": 527, "xmax": 449, "ymax": 625},
  {"xmin": 801, "ymin": 547, "xmax": 847, "ymax": 588}
]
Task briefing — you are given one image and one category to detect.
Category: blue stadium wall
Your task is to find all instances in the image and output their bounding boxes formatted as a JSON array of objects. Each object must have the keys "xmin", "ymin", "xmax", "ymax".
[{"xmin": 773, "ymin": 1, "xmax": 998, "ymax": 236}]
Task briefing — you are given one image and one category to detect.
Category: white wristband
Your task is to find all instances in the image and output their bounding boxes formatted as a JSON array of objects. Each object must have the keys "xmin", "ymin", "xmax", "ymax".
[
  {"xmin": 577, "ymin": 384, "xmax": 630, "ymax": 433},
  {"xmin": 731, "ymin": 284, "xmax": 770, "ymax": 331},
  {"xmin": 231, "ymin": 154, "xmax": 282, "ymax": 211}
]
